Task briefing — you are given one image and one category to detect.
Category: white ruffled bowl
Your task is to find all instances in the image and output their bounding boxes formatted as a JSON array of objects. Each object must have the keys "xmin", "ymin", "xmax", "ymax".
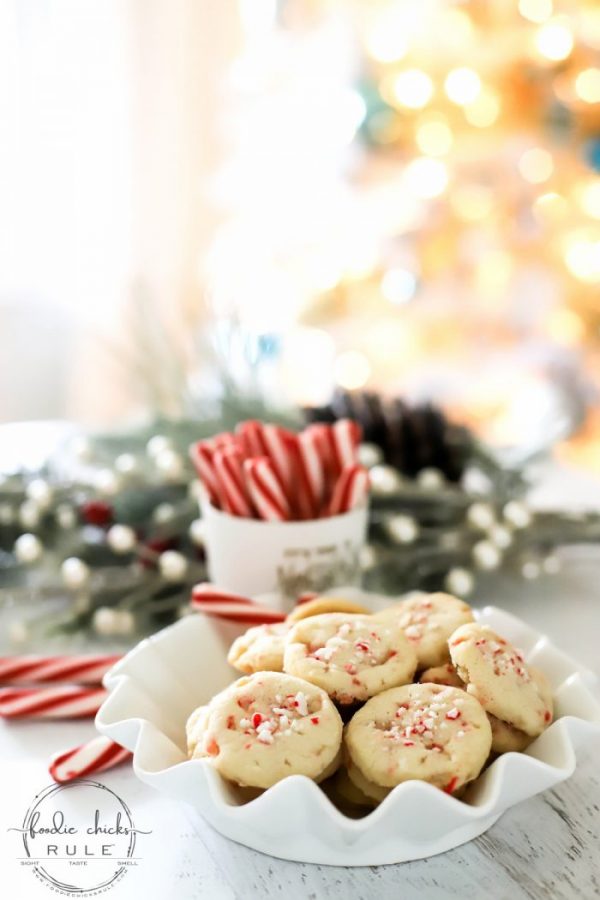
[{"xmin": 96, "ymin": 601, "xmax": 600, "ymax": 866}]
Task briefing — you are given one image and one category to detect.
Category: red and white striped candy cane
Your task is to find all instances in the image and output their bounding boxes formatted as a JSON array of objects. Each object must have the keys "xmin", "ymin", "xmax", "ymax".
[
  {"xmin": 235, "ymin": 420, "xmax": 268, "ymax": 459},
  {"xmin": 332, "ymin": 419, "xmax": 362, "ymax": 472},
  {"xmin": 295, "ymin": 429, "xmax": 326, "ymax": 519},
  {"xmin": 0, "ymin": 654, "xmax": 121, "ymax": 686},
  {"xmin": 211, "ymin": 432, "xmax": 238, "ymax": 451},
  {"xmin": 213, "ymin": 445, "xmax": 254, "ymax": 518},
  {"xmin": 243, "ymin": 457, "xmax": 292, "ymax": 522},
  {"xmin": 0, "ymin": 685, "xmax": 108, "ymax": 719},
  {"xmin": 327, "ymin": 464, "xmax": 370, "ymax": 517},
  {"xmin": 189, "ymin": 441, "xmax": 222, "ymax": 507},
  {"xmin": 303, "ymin": 423, "xmax": 338, "ymax": 491},
  {"xmin": 262, "ymin": 425, "xmax": 296, "ymax": 495},
  {"xmin": 191, "ymin": 584, "xmax": 286, "ymax": 624},
  {"xmin": 49, "ymin": 735, "xmax": 131, "ymax": 783}
]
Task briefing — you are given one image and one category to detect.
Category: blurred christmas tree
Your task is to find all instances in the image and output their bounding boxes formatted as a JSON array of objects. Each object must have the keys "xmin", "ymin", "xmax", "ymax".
[{"xmin": 206, "ymin": 0, "xmax": 600, "ymax": 456}]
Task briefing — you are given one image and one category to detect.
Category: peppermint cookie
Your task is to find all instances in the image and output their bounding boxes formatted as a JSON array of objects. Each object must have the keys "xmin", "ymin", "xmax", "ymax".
[
  {"xmin": 197, "ymin": 672, "xmax": 343, "ymax": 789},
  {"xmin": 488, "ymin": 715, "xmax": 533, "ymax": 754},
  {"xmin": 419, "ymin": 663, "xmax": 465, "ymax": 689},
  {"xmin": 345, "ymin": 683, "xmax": 492, "ymax": 796},
  {"xmin": 345, "ymin": 754, "xmax": 467, "ymax": 803},
  {"xmin": 345, "ymin": 755, "xmax": 389, "ymax": 803},
  {"xmin": 283, "ymin": 613, "xmax": 417, "ymax": 705},
  {"xmin": 449, "ymin": 623, "xmax": 554, "ymax": 737},
  {"xmin": 227, "ymin": 622, "xmax": 289, "ymax": 674},
  {"xmin": 418, "ymin": 665, "xmax": 532, "ymax": 753},
  {"xmin": 332, "ymin": 765, "xmax": 378, "ymax": 808},
  {"xmin": 327, "ymin": 766, "xmax": 378, "ymax": 818},
  {"xmin": 375, "ymin": 593, "xmax": 474, "ymax": 669},
  {"xmin": 186, "ymin": 705, "xmax": 209, "ymax": 757},
  {"xmin": 287, "ymin": 596, "xmax": 371, "ymax": 623}
]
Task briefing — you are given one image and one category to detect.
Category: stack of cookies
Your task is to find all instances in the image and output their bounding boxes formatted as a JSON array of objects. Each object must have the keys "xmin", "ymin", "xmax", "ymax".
[{"xmin": 186, "ymin": 593, "xmax": 554, "ymax": 813}]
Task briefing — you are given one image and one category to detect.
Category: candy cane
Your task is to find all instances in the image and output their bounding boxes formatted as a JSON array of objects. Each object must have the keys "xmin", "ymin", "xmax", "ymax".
[
  {"xmin": 0, "ymin": 685, "xmax": 108, "ymax": 719},
  {"xmin": 243, "ymin": 457, "xmax": 291, "ymax": 522},
  {"xmin": 49, "ymin": 736, "xmax": 131, "ymax": 783},
  {"xmin": 235, "ymin": 420, "xmax": 268, "ymax": 459},
  {"xmin": 332, "ymin": 419, "xmax": 362, "ymax": 472},
  {"xmin": 191, "ymin": 584, "xmax": 286, "ymax": 624},
  {"xmin": 211, "ymin": 432, "xmax": 237, "ymax": 450},
  {"xmin": 295, "ymin": 429, "xmax": 326, "ymax": 519},
  {"xmin": 0, "ymin": 654, "xmax": 121, "ymax": 686},
  {"xmin": 327, "ymin": 465, "xmax": 370, "ymax": 516},
  {"xmin": 262, "ymin": 425, "xmax": 296, "ymax": 494},
  {"xmin": 189, "ymin": 441, "xmax": 221, "ymax": 507},
  {"xmin": 213, "ymin": 446, "xmax": 254, "ymax": 518},
  {"xmin": 303, "ymin": 423, "xmax": 338, "ymax": 491}
]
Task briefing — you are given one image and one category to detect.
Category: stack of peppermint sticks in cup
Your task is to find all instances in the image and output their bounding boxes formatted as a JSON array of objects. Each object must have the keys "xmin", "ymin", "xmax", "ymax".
[{"xmin": 190, "ymin": 419, "xmax": 369, "ymax": 520}]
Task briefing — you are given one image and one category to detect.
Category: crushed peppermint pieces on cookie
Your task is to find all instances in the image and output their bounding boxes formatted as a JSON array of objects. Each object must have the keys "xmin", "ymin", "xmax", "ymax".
[
  {"xmin": 474, "ymin": 636, "xmax": 532, "ymax": 682},
  {"xmin": 404, "ymin": 625, "xmax": 423, "ymax": 641},
  {"xmin": 305, "ymin": 620, "xmax": 398, "ymax": 672},
  {"xmin": 377, "ymin": 692, "xmax": 471, "ymax": 751},
  {"xmin": 312, "ymin": 646, "xmax": 335, "ymax": 662},
  {"xmin": 206, "ymin": 737, "xmax": 220, "ymax": 756},
  {"xmin": 293, "ymin": 691, "xmax": 309, "ymax": 715},
  {"xmin": 443, "ymin": 776, "xmax": 459, "ymax": 794},
  {"xmin": 222, "ymin": 689, "xmax": 320, "ymax": 747}
]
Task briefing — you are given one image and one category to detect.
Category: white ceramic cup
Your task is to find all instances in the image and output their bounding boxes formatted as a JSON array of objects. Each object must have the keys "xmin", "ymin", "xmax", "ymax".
[{"xmin": 200, "ymin": 498, "xmax": 369, "ymax": 601}]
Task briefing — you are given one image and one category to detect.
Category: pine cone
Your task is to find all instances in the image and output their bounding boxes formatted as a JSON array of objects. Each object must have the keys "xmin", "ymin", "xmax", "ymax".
[{"xmin": 304, "ymin": 391, "xmax": 472, "ymax": 482}]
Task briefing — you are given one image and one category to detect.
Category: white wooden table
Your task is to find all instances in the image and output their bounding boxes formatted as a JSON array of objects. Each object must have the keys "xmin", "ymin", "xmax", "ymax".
[{"xmin": 1, "ymin": 463, "xmax": 600, "ymax": 899}]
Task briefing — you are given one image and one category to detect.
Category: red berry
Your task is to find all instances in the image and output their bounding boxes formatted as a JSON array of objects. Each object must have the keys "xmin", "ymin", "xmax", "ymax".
[
  {"xmin": 145, "ymin": 537, "xmax": 177, "ymax": 555},
  {"xmin": 81, "ymin": 500, "xmax": 113, "ymax": 527}
]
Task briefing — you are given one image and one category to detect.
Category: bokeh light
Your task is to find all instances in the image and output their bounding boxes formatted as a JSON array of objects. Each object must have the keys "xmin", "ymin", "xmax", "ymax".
[
  {"xmin": 444, "ymin": 68, "xmax": 482, "ymax": 106},
  {"xmin": 518, "ymin": 0, "xmax": 553, "ymax": 25},
  {"xmin": 391, "ymin": 69, "xmax": 434, "ymax": 109},
  {"xmin": 575, "ymin": 69, "xmax": 600, "ymax": 104},
  {"xmin": 518, "ymin": 148, "xmax": 554, "ymax": 184},
  {"xmin": 534, "ymin": 19, "xmax": 574, "ymax": 61},
  {"xmin": 564, "ymin": 234, "xmax": 600, "ymax": 282},
  {"xmin": 416, "ymin": 118, "xmax": 454, "ymax": 156},
  {"xmin": 464, "ymin": 89, "xmax": 501, "ymax": 127},
  {"xmin": 381, "ymin": 268, "xmax": 418, "ymax": 304},
  {"xmin": 578, "ymin": 182, "xmax": 600, "ymax": 220}
]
